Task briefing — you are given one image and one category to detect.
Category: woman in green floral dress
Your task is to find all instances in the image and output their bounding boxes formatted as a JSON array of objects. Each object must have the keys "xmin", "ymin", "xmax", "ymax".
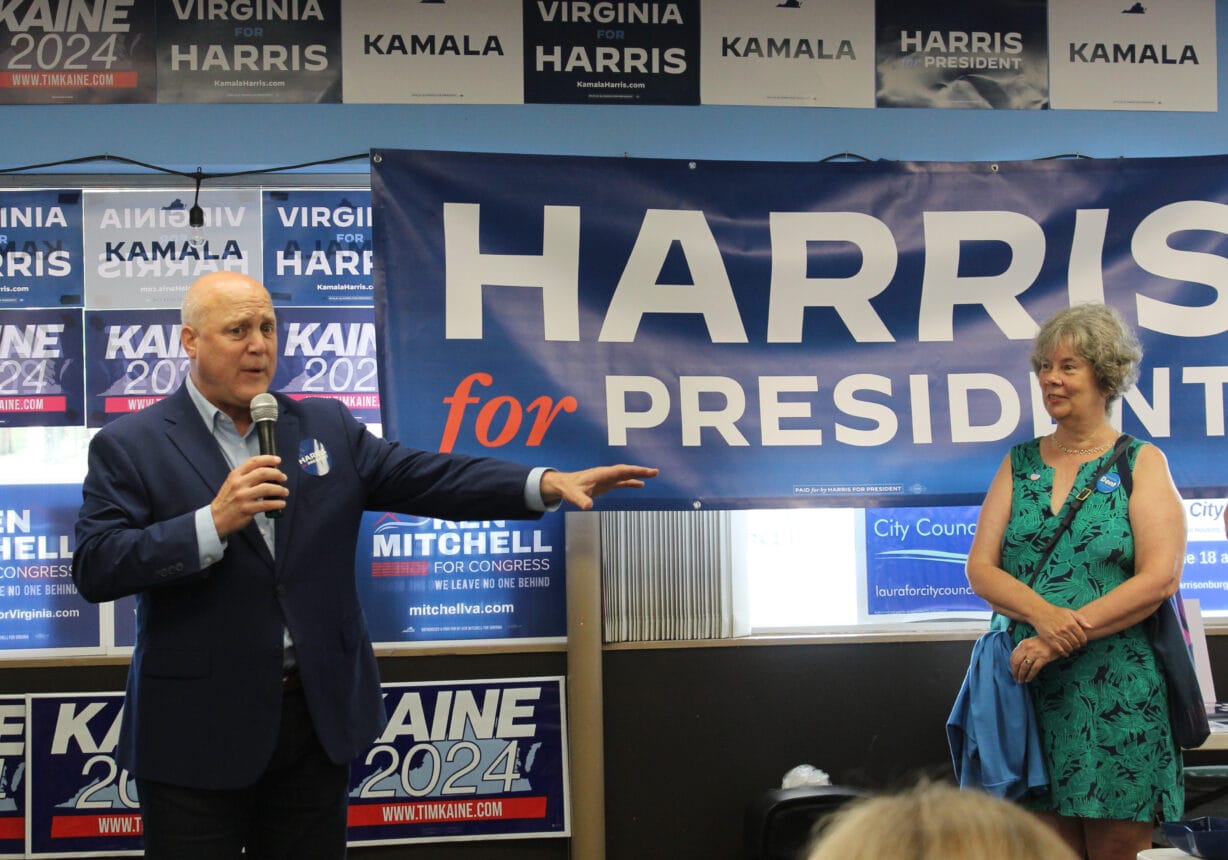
[{"xmin": 967, "ymin": 304, "xmax": 1187, "ymax": 860}]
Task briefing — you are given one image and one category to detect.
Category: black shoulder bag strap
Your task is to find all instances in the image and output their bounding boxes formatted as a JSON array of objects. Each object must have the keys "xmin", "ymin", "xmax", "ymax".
[{"xmin": 1007, "ymin": 434, "xmax": 1133, "ymax": 634}]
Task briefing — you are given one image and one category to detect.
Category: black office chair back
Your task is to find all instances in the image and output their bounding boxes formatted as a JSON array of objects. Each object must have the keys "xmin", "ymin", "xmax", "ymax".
[{"xmin": 744, "ymin": 785, "xmax": 870, "ymax": 860}]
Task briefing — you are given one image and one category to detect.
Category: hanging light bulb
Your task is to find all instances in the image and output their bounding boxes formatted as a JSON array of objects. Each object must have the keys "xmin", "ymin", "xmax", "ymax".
[{"xmin": 188, "ymin": 168, "xmax": 205, "ymax": 250}]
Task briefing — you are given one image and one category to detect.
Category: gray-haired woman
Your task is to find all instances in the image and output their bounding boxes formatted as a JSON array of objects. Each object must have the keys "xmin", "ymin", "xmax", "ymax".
[{"xmin": 966, "ymin": 303, "xmax": 1187, "ymax": 860}]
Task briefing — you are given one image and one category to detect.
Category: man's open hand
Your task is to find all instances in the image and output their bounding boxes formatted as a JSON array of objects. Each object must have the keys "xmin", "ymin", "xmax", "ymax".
[{"xmin": 539, "ymin": 465, "xmax": 659, "ymax": 510}]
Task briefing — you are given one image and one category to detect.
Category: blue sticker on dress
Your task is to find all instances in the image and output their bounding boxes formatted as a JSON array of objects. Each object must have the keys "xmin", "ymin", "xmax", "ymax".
[
  {"xmin": 298, "ymin": 438, "xmax": 330, "ymax": 476},
  {"xmin": 1096, "ymin": 471, "xmax": 1121, "ymax": 493}
]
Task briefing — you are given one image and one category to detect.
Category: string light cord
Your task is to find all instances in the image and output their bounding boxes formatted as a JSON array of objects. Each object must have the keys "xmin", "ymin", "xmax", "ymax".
[
  {"xmin": 818, "ymin": 152, "xmax": 873, "ymax": 163},
  {"xmin": 0, "ymin": 151, "xmax": 369, "ymax": 234},
  {"xmin": 814, "ymin": 152, "xmax": 1097, "ymax": 164},
  {"xmin": 0, "ymin": 151, "xmax": 369, "ymax": 179}
]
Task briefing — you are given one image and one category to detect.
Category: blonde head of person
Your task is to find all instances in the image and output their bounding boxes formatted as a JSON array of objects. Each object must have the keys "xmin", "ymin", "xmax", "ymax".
[{"xmin": 806, "ymin": 782, "xmax": 1079, "ymax": 860}]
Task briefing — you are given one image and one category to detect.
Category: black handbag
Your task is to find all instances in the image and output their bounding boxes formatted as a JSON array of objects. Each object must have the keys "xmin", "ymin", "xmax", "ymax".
[
  {"xmin": 1114, "ymin": 441, "xmax": 1210, "ymax": 749},
  {"xmin": 1147, "ymin": 595, "xmax": 1210, "ymax": 749}
]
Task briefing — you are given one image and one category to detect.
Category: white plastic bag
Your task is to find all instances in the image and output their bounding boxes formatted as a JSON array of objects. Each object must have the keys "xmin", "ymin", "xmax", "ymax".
[{"xmin": 781, "ymin": 764, "xmax": 831, "ymax": 789}]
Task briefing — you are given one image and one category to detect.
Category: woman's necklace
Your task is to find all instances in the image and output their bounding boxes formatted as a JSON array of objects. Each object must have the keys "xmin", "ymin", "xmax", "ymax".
[{"xmin": 1050, "ymin": 434, "xmax": 1111, "ymax": 456}]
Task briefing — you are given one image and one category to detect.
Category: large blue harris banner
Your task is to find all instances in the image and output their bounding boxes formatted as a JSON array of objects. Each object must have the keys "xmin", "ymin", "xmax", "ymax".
[{"xmin": 371, "ymin": 149, "xmax": 1228, "ymax": 509}]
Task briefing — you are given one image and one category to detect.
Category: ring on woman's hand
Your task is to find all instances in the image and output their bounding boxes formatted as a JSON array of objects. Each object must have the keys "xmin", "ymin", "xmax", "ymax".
[{"xmin": 1024, "ymin": 658, "xmax": 1034, "ymax": 664}]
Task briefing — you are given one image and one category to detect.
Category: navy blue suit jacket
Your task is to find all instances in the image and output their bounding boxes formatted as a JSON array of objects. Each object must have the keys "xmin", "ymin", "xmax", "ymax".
[{"xmin": 73, "ymin": 386, "xmax": 536, "ymax": 790}]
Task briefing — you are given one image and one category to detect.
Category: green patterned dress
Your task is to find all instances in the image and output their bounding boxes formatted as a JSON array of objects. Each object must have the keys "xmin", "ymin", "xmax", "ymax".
[{"xmin": 999, "ymin": 437, "xmax": 1182, "ymax": 822}]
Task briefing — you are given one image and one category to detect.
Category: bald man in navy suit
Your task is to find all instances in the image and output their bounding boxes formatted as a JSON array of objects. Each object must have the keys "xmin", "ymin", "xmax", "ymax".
[{"xmin": 73, "ymin": 271, "xmax": 656, "ymax": 859}]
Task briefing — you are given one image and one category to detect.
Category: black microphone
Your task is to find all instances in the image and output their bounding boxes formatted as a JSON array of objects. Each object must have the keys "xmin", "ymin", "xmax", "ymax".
[{"xmin": 249, "ymin": 392, "xmax": 282, "ymax": 519}]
